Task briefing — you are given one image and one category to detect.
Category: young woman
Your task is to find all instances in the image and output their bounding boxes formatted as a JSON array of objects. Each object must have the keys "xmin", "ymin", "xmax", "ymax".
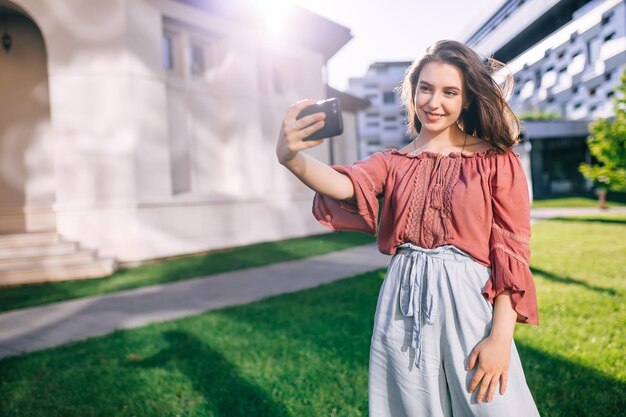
[{"xmin": 276, "ymin": 40, "xmax": 541, "ymax": 416}]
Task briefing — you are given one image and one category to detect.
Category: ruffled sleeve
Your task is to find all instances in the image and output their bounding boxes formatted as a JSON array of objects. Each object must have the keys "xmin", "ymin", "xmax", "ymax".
[
  {"xmin": 312, "ymin": 151, "xmax": 389, "ymax": 236},
  {"xmin": 482, "ymin": 150, "xmax": 539, "ymax": 325}
]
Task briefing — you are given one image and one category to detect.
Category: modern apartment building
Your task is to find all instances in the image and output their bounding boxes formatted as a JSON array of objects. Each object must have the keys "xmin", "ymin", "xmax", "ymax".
[
  {"xmin": 467, "ymin": 0, "xmax": 625, "ymax": 197},
  {"xmin": 347, "ymin": 62, "xmax": 411, "ymax": 159}
]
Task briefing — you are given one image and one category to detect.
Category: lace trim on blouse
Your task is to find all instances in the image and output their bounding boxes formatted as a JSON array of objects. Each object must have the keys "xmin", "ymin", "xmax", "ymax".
[
  {"xmin": 491, "ymin": 224, "xmax": 530, "ymax": 243},
  {"xmin": 403, "ymin": 154, "xmax": 463, "ymax": 247}
]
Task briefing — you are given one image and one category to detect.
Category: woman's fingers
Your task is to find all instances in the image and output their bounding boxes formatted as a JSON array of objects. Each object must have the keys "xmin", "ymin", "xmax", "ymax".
[
  {"xmin": 485, "ymin": 374, "xmax": 500, "ymax": 402},
  {"xmin": 467, "ymin": 368, "xmax": 484, "ymax": 393},
  {"xmin": 292, "ymin": 112, "xmax": 325, "ymax": 132},
  {"xmin": 299, "ymin": 120, "xmax": 325, "ymax": 138},
  {"xmin": 282, "ymin": 100, "xmax": 326, "ymax": 140},
  {"xmin": 476, "ymin": 373, "xmax": 492, "ymax": 403},
  {"xmin": 285, "ymin": 99, "xmax": 317, "ymax": 121},
  {"xmin": 284, "ymin": 99, "xmax": 322, "ymax": 130},
  {"xmin": 277, "ymin": 100, "xmax": 327, "ymax": 164},
  {"xmin": 499, "ymin": 370, "xmax": 508, "ymax": 395},
  {"xmin": 466, "ymin": 352, "xmax": 477, "ymax": 371}
]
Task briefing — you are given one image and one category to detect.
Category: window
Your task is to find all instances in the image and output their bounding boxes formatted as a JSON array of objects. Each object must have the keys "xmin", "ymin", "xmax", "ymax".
[
  {"xmin": 603, "ymin": 32, "xmax": 616, "ymax": 43},
  {"xmin": 534, "ymin": 70, "xmax": 542, "ymax": 87},
  {"xmin": 586, "ymin": 36, "xmax": 599, "ymax": 64},
  {"xmin": 547, "ymin": 96, "xmax": 555, "ymax": 103},
  {"xmin": 366, "ymin": 113, "xmax": 379, "ymax": 118},
  {"xmin": 190, "ymin": 43, "xmax": 205, "ymax": 76},
  {"xmin": 364, "ymin": 83, "xmax": 378, "ymax": 89},
  {"xmin": 383, "ymin": 91, "xmax": 395, "ymax": 103},
  {"xmin": 573, "ymin": 102, "xmax": 582, "ymax": 109},
  {"xmin": 573, "ymin": 86, "xmax": 579, "ymax": 94},
  {"xmin": 590, "ymin": 104, "xmax": 597, "ymax": 112},
  {"xmin": 607, "ymin": 91, "xmax": 615, "ymax": 98},
  {"xmin": 605, "ymin": 71, "xmax": 614, "ymax": 81},
  {"xmin": 601, "ymin": 11, "xmax": 613, "ymax": 26},
  {"xmin": 162, "ymin": 33, "xmax": 174, "ymax": 70},
  {"xmin": 366, "ymin": 122, "xmax": 380, "ymax": 127},
  {"xmin": 383, "ymin": 126, "xmax": 397, "ymax": 131},
  {"xmin": 383, "ymin": 116, "xmax": 397, "ymax": 122},
  {"xmin": 557, "ymin": 51, "xmax": 565, "ymax": 59},
  {"xmin": 559, "ymin": 67, "xmax": 567, "ymax": 74},
  {"xmin": 589, "ymin": 87, "xmax": 596, "ymax": 97}
]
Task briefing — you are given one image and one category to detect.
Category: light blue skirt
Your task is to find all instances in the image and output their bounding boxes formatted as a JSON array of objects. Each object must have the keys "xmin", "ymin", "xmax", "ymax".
[{"xmin": 368, "ymin": 243, "xmax": 541, "ymax": 417}]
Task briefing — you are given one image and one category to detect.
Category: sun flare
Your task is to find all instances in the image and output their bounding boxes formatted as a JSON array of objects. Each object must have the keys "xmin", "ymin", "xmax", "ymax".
[{"xmin": 246, "ymin": 0, "xmax": 294, "ymax": 43}]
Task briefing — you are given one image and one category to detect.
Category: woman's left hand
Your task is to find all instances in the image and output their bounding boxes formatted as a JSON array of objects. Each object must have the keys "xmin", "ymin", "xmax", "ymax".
[{"xmin": 466, "ymin": 335, "xmax": 511, "ymax": 403}]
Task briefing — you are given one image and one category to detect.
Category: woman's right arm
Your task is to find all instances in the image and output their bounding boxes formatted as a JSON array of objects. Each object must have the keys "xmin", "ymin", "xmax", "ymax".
[{"xmin": 276, "ymin": 100, "xmax": 355, "ymax": 201}]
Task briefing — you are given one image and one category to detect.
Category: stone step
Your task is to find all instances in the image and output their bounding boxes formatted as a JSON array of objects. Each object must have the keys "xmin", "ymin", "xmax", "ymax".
[
  {"xmin": 0, "ymin": 250, "xmax": 96, "ymax": 270},
  {"xmin": 0, "ymin": 232, "xmax": 60, "ymax": 248},
  {"xmin": 0, "ymin": 258, "xmax": 117, "ymax": 287},
  {"xmin": 0, "ymin": 242, "xmax": 78, "ymax": 259}
]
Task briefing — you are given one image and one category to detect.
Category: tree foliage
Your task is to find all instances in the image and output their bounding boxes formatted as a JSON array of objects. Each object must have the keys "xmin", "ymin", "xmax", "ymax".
[
  {"xmin": 518, "ymin": 110, "xmax": 561, "ymax": 121},
  {"xmin": 578, "ymin": 68, "xmax": 626, "ymax": 191}
]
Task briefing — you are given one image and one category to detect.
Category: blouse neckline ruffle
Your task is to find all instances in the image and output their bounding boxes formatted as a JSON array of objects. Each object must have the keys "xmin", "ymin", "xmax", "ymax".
[{"xmin": 385, "ymin": 147, "xmax": 503, "ymax": 159}]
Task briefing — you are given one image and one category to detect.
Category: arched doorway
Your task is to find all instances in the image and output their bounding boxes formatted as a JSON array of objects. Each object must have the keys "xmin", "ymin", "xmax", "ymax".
[{"xmin": 0, "ymin": 1, "xmax": 54, "ymax": 233}]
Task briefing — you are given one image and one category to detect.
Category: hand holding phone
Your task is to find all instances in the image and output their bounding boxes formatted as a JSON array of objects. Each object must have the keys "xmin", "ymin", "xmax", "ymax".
[{"xmin": 295, "ymin": 98, "xmax": 344, "ymax": 141}]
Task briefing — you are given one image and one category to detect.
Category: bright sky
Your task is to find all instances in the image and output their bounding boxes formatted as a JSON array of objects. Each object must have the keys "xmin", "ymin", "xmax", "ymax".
[{"xmin": 288, "ymin": 0, "xmax": 508, "ymax": 91}]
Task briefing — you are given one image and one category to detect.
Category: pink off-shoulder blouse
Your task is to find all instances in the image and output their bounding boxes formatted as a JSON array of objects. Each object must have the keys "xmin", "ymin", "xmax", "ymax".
[{"xmin": 312, "ymin": 147, "xmax": 539, "ymax": 325}]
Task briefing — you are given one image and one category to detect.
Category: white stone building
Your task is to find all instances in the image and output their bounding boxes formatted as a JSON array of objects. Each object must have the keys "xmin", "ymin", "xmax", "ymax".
[{"xmin": 0, "ymin": 0, "xmax": 358, "ymax": 284}]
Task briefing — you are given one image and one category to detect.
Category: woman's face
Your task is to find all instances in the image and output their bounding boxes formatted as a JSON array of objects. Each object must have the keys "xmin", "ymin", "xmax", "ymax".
[{"xmin": 414, "ymin": 61, "xmax": 467, "ymax": 134}]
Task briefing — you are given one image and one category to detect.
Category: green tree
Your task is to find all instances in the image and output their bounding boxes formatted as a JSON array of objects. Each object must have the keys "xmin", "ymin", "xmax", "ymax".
[
  {"xmin": 578, "ymin": 68, "xmax": 626, "ymax": 192},
  {"xmin": 518, "ymin": 110, "xmax": 561, "ymax": 121}
]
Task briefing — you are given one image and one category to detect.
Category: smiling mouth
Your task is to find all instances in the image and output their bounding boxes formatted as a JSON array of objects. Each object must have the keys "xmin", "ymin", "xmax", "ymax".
[{"xmin": 425, "ymin": 111, "xmax": 446, "ymax": 119}]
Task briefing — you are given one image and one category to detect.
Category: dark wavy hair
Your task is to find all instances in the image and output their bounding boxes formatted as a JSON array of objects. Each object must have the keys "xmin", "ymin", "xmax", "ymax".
[{"xmin": 398, "ymin": 39, "xmax": 520, "ymax": 153}]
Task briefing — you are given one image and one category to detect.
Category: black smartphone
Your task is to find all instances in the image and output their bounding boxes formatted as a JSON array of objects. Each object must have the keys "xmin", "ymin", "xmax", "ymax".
[{"xmin": 295, "ymin": 97, "xmax": 344, "ymax": 141}]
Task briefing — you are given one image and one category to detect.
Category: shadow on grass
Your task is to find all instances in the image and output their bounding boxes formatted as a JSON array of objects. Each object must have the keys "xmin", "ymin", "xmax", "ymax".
[
  {"xmin": 530, "ymin": 266, "xmax": 619, "ymax": 296},
  {"xmin": 517, "ymin": 341, "xmax": 626, "ymax": 417},
  {"xmin": 215, "ymin": 271, "xmax": 625, "ymax": 416},
  {"xmin": 129, "ymin": 330, "xmax": 293, "ymax": 417},
  {"xmin": 546, "ymin": 216, "xmax": 626, "ymax": 225},
  {"xmin": 215, "ymin": 268, "xmax": 384, "ymax": 370}
]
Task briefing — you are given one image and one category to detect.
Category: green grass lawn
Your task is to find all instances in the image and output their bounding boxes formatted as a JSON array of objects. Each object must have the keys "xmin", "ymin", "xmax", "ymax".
[
  {"xmin": 0, "ymin": 215, "xmax": 624, "ymax": 416},
  {"xmin": 0, "ymin": 231, "xmax": 374, "ymax": 313}
]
